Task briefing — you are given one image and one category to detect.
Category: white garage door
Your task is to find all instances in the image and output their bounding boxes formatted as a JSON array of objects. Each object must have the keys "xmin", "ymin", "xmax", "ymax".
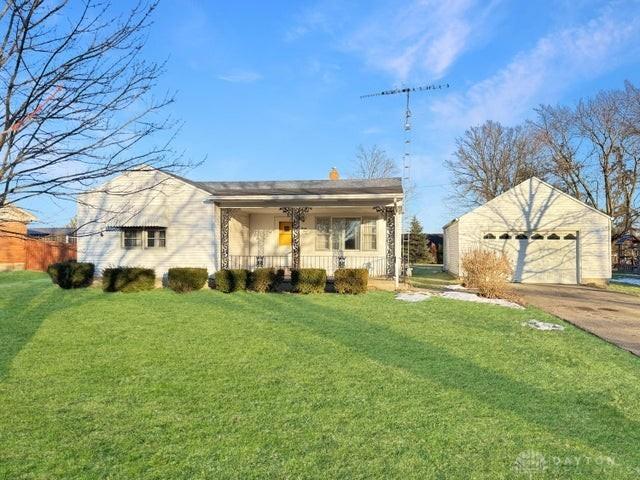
[{"xmin": 480, "ymin": 232, "xmax": 578, "ymax": 284}]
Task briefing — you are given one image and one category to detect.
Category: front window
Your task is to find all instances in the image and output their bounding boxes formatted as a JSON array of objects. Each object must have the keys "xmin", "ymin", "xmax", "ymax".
[
  {"xmin": 147, "ymin": 228, "xmax": 166, "ymax": 248},
  {"xmin": 122, "ymin": 228, "xmax": 166, "ymax": 249},
  {"xmin": 123, "ymin": 229, "xmax": 142, "ymax": 248},
  {"xmin": 361, "ymin": 218, "xmax": 377, "ymax": 250},
  {"xmin": 315, "ymin": 217, "xmax": 377, "ymax": 251}
]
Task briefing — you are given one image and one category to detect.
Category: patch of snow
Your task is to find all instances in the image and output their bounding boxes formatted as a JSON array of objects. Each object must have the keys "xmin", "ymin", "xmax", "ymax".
[
  {"xmin": 440, "ymin": 291, "xmax": 524, "ymax": 309},
  {"xmin": 444, "ymin": 284, "xmax": 467, "ymax": 290},
  {"xmin": 523, "ymin": 320, "xmax": 565, "ymax": 331},
  {"xmin": 395, "ymin": 292, "xmax": 431, "ymax": 302},
  {"xmin": 611, "ymin": 276, "xmax": 640, "ymax": 286}
]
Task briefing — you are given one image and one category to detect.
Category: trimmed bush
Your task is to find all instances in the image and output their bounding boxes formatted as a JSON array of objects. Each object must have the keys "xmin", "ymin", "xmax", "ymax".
[
  {"xmin": 334, "ymin": 268, "xmax": 369, "ymax": 294},
  {"xmin": 167, "ymin": 267, "xmax": 208, "ymax": 293},
  {"xmin": 460, "ymin": 249, "xmax": 513, "ymax": 299},
  {"xmin": 214, "ymin": 269, "xmax": 249, "ymax": 293},
  {"xmin": 249, "ymin": 268, "xmax": 276, "ymax": 293},
  {"xmin": 291, "ymin": 268, "xmax": 327, "ymax": 294},
  {"xmin": 47, "ymin": 261, "xmax": 95, "ymax": 289},
  {"xmin": 102, "ymin": 267, "xmax": 155, "ymax": 293}
]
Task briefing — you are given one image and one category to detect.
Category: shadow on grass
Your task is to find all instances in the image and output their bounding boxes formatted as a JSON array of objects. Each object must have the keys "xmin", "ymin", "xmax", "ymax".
[
  {"xmin": 0, "ymin": 278, "xmax": 91, "ymax": 380},
  {"xmin": 226, "ymin": 292, "xmax": 640, "ymax": 460}
]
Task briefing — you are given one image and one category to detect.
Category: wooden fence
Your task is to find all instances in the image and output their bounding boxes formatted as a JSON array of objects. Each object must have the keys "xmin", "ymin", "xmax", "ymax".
[{"xmin": 0, "ymin": 229, "xmax": 76, "ymax": 271}]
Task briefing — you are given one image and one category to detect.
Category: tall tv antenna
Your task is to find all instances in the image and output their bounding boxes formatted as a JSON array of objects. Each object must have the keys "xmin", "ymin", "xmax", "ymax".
[{"xmin": 360, "ymin": 83, "xmax": 449, "ymax": 277}]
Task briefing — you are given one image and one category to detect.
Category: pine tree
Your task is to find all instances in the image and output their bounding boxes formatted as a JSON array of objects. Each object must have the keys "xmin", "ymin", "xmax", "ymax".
[{"xmin": 404, "ymin": 216, "xmax": 429, "ymax": 264}]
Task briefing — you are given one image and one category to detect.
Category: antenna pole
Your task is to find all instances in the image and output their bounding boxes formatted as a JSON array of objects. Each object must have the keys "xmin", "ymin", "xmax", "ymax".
[
  {"xmin": 360, "ymin": 82, "xmax": 449, "ymax": 282},
  {"xmin": 403, "ymin": 91, "xmax": 411, "ymax": 277}
]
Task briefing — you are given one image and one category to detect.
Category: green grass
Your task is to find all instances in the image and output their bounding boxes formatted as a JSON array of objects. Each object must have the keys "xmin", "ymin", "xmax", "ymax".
[
  {"xmin": 2, "ymin": 272, "xmax": 640, "ymax": 479},
  {"xmin": 409, "ymin": 265, "xmax": 460, "ymax": 291},
  {"xmin": 609, "ymin": 273, "xmax": 640, "ymax": 297}
]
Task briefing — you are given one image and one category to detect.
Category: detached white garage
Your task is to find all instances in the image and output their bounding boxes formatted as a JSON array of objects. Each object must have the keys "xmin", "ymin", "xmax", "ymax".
[{"xmin": 443, "ymin": 177, "xmax": 611, "ymax": 285}]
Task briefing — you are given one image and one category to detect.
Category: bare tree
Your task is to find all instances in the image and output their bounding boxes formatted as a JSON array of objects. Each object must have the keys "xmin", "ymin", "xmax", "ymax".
[
  {"xmin": 0, "ymin": 0, "xmax": 189, "ymax": 210},
  {"xmin": 532, "ymin": 82, "xmax": 640, "ymax": 239},
  {"xmin": 351, "ymin": 145, "xmax": 399, "ymax": 179},
  {"xmin": 445, "ymin": 120, "xmax": 546, "ymax": 206}
]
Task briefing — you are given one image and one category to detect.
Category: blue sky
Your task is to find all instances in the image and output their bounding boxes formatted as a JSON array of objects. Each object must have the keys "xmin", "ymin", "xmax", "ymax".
[{"xmin": 26, "ymin": 0, "xmax": 640, "ymax": 231}]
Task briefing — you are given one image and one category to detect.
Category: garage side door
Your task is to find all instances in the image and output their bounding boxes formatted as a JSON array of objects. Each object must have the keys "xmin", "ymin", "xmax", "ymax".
[{"xmin": 480, "ymin": 233, "xmax": 578, "ymax": 284}]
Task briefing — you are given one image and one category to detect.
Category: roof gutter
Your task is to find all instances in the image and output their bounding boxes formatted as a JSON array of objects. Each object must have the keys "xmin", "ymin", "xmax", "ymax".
[
  {"xmin": 209, "ymin": 193, "xmax": 402, "ymax": 201},
  {"xmin": 442, "ymin": 218, "xmax": 458, "ymax": 230}
]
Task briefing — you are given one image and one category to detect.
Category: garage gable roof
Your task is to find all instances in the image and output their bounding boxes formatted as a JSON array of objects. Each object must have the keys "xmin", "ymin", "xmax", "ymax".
[{"xmin": 443, "ymin": 177, "xmax": 610, "ymax": 229}]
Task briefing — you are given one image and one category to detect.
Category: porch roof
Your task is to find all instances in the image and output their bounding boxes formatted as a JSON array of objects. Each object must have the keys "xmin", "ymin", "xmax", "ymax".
[
  {"xmin": 195, "ymin": 177, "xmax": 403, "ymax": 196},
  {"xmin": 164, "ymin": 170, "xmax": 403, "ymax": 207}
]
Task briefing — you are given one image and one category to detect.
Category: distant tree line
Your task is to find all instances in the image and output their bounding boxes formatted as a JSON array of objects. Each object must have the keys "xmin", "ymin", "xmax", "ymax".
[{"xmin": 445, "ymin": 81, "xmax": 640, "ymax": 240}]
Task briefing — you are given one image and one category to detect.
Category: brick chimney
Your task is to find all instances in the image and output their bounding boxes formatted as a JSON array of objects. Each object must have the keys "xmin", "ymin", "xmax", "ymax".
[{"xmin": 329, "ymin": 167, "xmax": 340, "ymax": 180}]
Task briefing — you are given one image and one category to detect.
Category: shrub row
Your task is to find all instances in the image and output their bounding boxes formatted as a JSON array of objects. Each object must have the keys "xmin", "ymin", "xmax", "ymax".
[
  {"xmin": 167, "ymin": 267, "xmax": 208, "ymax": 293},
  {"xmin": 213, "ymin": 268, "xmax": 284, "ymax": 293},
  {"xmin": 334, "ymin": 268, "xmax": 368, "ymax": 294},
  {"xmin": 102, "ymin": 267, "xmax": 156, "ymax": 293},
  {"xmin": 291, "ymin": 268, "xmax": 327, "ymax": 294},
  {"xmin": 47, "ymin": 261, "xmax": 94, "ymax": 289},
  {"xmin": 47, "ymin": 262, "xmax": 369, "ymax": 294}
]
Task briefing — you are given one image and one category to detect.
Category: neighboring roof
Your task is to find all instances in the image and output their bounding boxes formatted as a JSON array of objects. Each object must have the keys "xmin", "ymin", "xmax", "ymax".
[
  {"xmin": 0, "ymin": 205, "xmax": 37, "ymax": 223},
  {"xmin": 442, "ymin": 177, "xmax": 610, "ymax": 229},
  {"xmin": 28, "ymin": 227, "xmax": 74, "ymax": 237},
  {"xmin": 615, "ymin": 231, "xmax": 640, "ymax": 245},
  {"xmin": 426, "ymin": 233, "xmax": 443, "ymax": 246}
]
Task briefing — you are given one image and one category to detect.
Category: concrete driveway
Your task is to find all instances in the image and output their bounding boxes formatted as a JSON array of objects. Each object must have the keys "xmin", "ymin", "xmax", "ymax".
[{"xmin": 513, "ymin": 283, "xmax": 640, "ymax": 356}]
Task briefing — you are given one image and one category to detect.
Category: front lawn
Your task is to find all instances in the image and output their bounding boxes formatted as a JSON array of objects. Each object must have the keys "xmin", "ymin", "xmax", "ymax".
[
  {"xmin": 1, "ymin": 272, "xmax": 640, "ymax": 479},
  {"xmin": 409, "ymin": 264, "xmax": 459, "ymax": 291}
]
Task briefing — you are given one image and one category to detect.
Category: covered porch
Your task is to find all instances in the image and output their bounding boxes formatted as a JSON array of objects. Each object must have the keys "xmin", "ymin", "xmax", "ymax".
[{"xmin": 218, "ymin": 203, "xmax": 402, "ymax": 279}]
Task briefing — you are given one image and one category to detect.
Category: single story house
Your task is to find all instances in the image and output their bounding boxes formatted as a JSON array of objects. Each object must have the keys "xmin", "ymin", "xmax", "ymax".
[
  {"xmin": 77, "ymin": 167, "xmax": 404, "ymax": 280},
  {"xmin": 443, "ymin": 177, "xmax": 611, "ymax": 285}
]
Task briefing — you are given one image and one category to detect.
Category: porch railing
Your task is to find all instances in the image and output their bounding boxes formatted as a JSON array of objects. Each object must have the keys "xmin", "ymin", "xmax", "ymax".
[
  {"xmin": 228, "ymin": 255, "xmax": 290, "ymax": 271},
  {"xmin": 228, "ymin": 255, "xmax": 388, "ymax": 277},
  {"xmin": 300, "ymin": 255, "xmax": 387, "ymax": 277}
]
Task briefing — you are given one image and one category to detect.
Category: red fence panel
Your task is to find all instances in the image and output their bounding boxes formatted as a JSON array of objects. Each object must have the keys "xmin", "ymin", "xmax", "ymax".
[{"xmin": 24, "ymin": 238, "xmax": 77, "ymax": 271}]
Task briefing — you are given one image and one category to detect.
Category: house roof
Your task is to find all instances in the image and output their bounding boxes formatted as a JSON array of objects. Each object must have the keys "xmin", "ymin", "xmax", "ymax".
[
  {"xmin": 0, "ymin": 205, "xmax": 37, "ymax": 223},
  {"xmin": 442, "ymin": 176, "xmax": 610, "ymax": 230},
  {"xmin": 125, "ymin": 166, "xmax": 403, "ymax": 197},
  {"xmin": 426, "ymin": 233, "xmax": 443, "ymax": 246},
  {"xmin": 28, "ymin": 227, "xmax": 75, "ymax": 237},
  {"xmin": 193, "ymin": 178, "xmax": 403, "ymax": 196},
  {"xmin": 615, "ymin": 231, "xmax": 640, "ymax": 245}
]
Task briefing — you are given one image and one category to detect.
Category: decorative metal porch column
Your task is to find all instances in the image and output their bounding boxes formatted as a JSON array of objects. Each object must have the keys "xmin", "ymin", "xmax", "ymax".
[
  {"xmin": 220, "ymin": 208, "xmax": 238, "ymax": 269},
  {"xmin": 374, "ymin": 206, "xmax": 397, "ymax": 277},
  {"xmin": 280, "ymin": 207, "xmax": 311, "ymax": 269}
]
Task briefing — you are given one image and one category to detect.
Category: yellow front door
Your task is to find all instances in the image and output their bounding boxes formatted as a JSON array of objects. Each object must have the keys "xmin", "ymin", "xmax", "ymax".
[{"xmin": 278, "ymin": 221, "xmax": 292, "ymax": 247}]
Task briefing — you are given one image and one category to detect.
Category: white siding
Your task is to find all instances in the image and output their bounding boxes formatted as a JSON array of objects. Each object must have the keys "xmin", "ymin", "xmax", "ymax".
[
  {"xmin": 443, "ymin": 221, "xmax": 460, "ymax": 276},
  {"xmin": 230, "ymin": 208, "xmax": 389, "ymax": 275},
  {"xmin": 229, "ymin": 208, "xmax": 387, "ymax": 258},
  {"xmin": 229, "ymin": 213, "xmax": 250, "ymax": 256},
  {"xmin": 248, "ymin": 213, "xmax": 293, "ymax": 257},
  {"xmin": 443, "ymin": 178, "xmax": 611, "ymax": 283},
  {"xmin": 77, "ymin": 169, "xmax": 216, "ymax": 277}
]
